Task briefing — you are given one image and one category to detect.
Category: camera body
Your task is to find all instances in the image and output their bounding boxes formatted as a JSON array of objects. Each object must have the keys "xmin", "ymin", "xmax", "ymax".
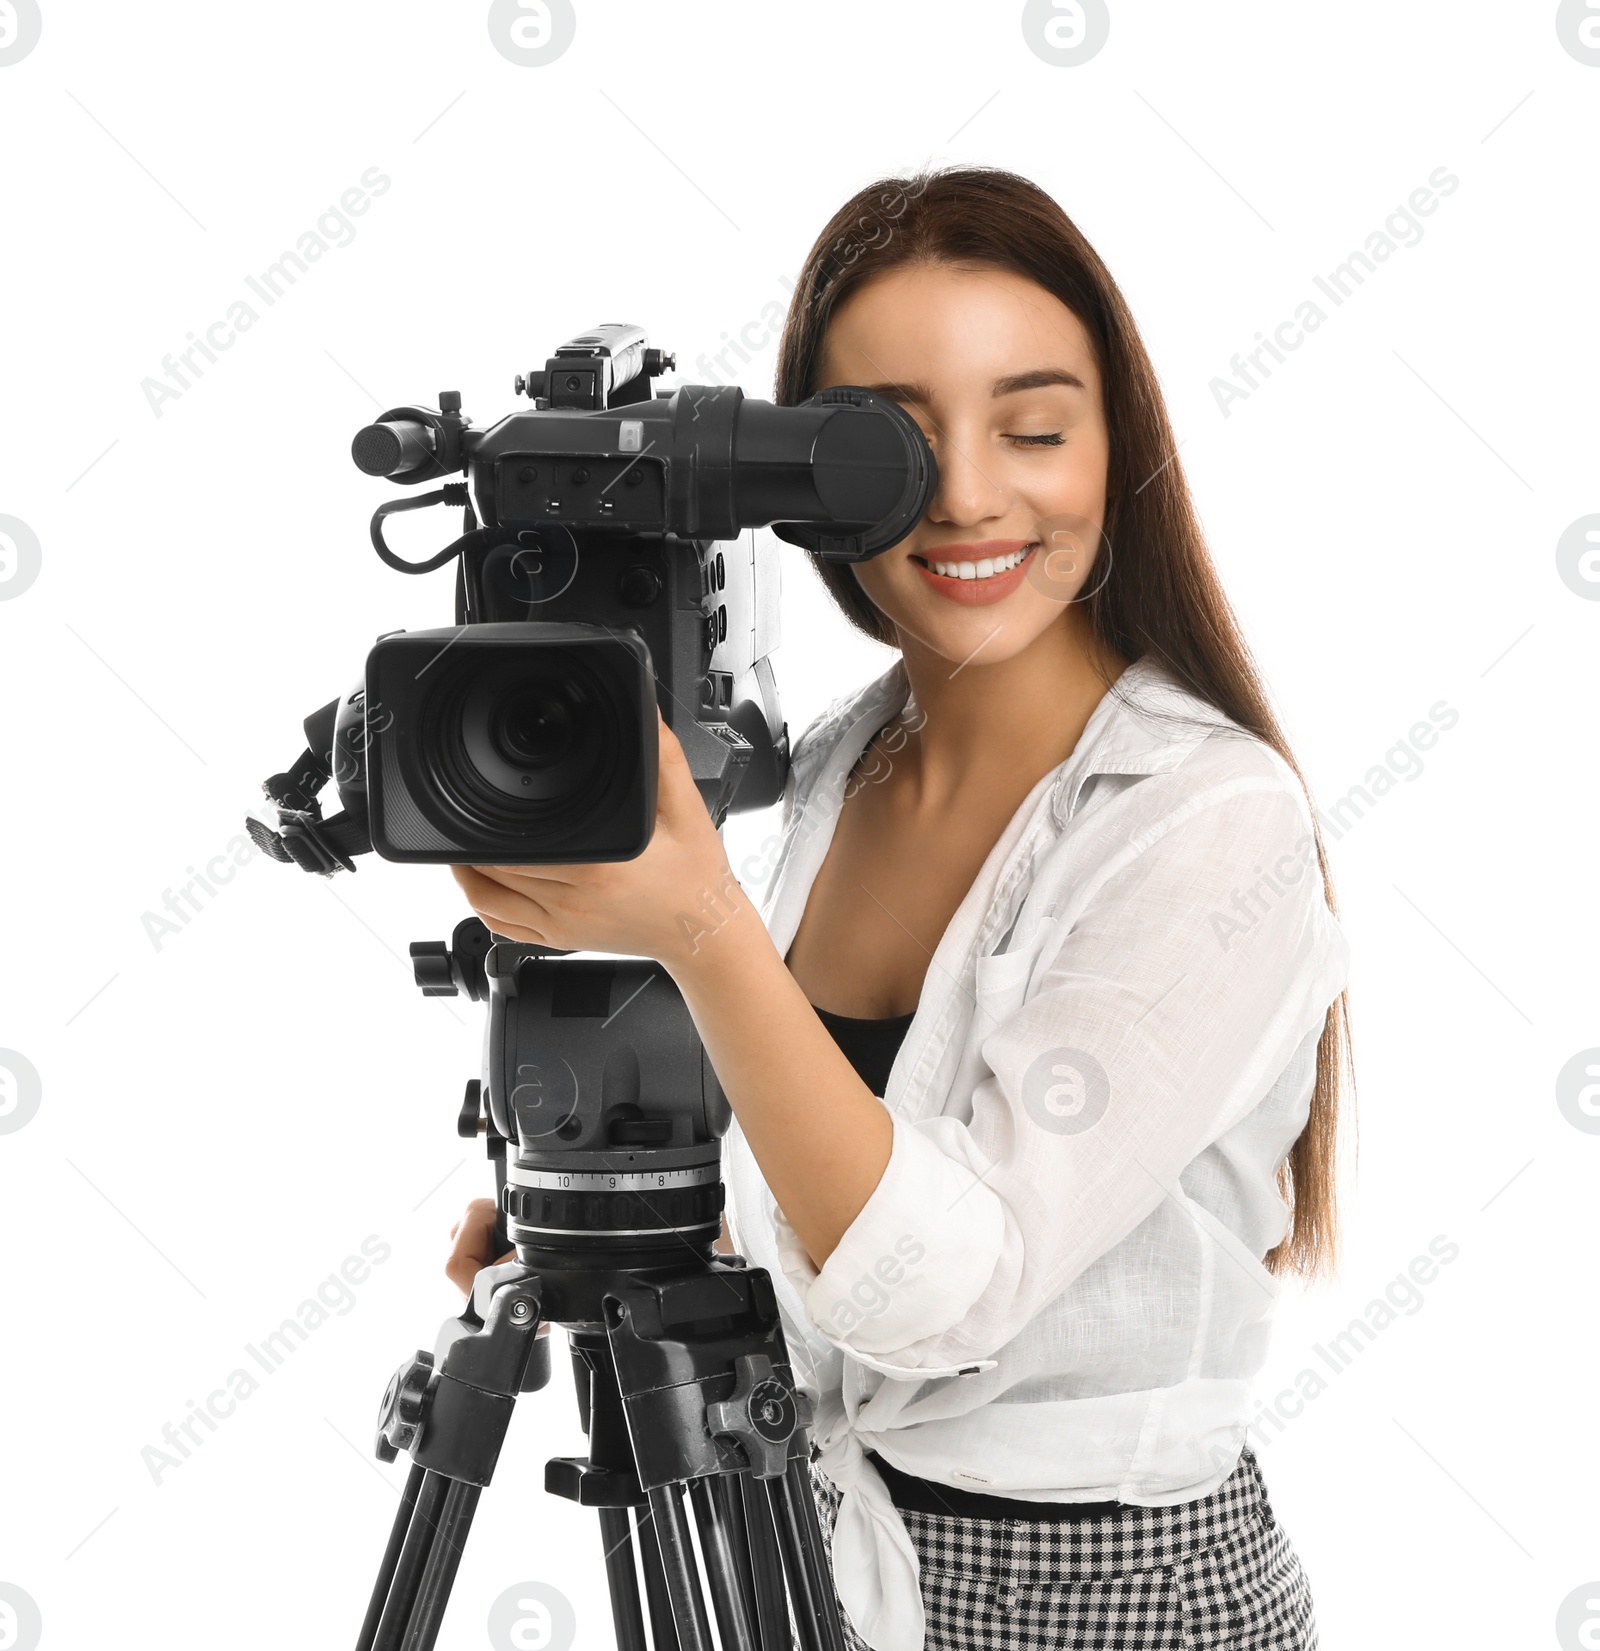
[
  {"xmin": 351, "ymin": 514, "xmax": 782, "ymax": 863},
  {"xmin": 250, "ymin": 323, "xmax": 935, "ymax": 873}
]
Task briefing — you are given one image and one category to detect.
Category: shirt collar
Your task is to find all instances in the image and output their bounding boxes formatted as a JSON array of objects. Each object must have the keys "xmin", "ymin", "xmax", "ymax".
[
  {"xmin": 807, "ymin": 652, "xmax": 1236, "ymax": 828},
  {"xmin": 1046, "ymin": 654, "xmax": 1237, "ymax": 824}
]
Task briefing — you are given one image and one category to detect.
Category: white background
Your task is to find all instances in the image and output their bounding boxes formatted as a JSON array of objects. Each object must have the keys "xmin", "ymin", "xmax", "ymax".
[{"xmin": 1, "ymin": 3, "xmax": 1596, "ymax": 1648}]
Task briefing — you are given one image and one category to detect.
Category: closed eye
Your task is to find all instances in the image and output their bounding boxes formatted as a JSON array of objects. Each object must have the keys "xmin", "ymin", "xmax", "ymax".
[{"xmin": 1005, "ymin": 432, "xmax": 1065, "ymax": 447}]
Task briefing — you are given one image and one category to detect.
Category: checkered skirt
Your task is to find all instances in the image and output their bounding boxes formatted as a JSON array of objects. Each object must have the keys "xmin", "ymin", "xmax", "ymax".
[{"xmin": 809, "ymin": 1446, "xmax": 1317, "ymax": 1650}]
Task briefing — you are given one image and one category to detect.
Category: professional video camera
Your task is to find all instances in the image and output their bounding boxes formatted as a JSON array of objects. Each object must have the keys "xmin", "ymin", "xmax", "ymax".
[
  {"xmin": 241, "ymin": 324, "xmax": 938, "ymax": 1651},
  {"xmin": 246, "ymin": 321, "xmax": 935, "ymax": 874}
]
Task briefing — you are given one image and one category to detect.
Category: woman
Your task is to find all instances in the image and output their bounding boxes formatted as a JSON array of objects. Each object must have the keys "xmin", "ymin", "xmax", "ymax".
[{"xmin": 446, "ymin": 166, "xmax": 1354, "ymax": 1651}]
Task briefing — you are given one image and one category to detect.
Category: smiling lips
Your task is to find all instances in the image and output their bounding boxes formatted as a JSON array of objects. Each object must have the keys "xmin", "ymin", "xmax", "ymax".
[{"xmin": 911, "ymin": 539, "xmax": 1036, "ymax": 606}]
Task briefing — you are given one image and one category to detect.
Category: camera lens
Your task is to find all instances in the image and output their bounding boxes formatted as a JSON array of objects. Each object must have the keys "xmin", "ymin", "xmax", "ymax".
[
  {"xmin": 492, "ymin": 684, "xmax": 577, "ymax": 770},
  {"xmin": 460, "ymin": 666, "xmax": 606, "ymax": 807},
  {"xmin": 413, "ymin": 640, "xmax": 641, "ymax": 855},
  {"xmin": 367, "ymin": 623, "xmax": 655, "ymax": 863}
]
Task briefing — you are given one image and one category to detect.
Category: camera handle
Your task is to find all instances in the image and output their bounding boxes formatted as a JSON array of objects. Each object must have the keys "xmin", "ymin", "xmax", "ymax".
[{"xmin": 368, "ymin": 482, "xmax": 476, "ymax": 575}]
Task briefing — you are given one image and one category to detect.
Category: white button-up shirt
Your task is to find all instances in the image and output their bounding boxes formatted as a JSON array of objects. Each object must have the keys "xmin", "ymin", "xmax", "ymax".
[{"xmin": 723, "ymin": 653, "xmax": 1352, "ymax": 1651}]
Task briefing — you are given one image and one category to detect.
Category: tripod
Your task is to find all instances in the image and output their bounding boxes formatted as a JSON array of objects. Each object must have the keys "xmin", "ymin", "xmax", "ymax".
[{"xmin": 352, "ymin": 919, "xmax": 849, "ymax": 1651}]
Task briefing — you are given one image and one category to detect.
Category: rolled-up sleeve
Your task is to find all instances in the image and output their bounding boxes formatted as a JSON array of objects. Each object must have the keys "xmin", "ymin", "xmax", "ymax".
[
  {"xmin": 771, "ymin": 767, "xmax": 1350, "ymax": 1375},
  {"xmin": 771, "ymin": 1110, "xmax": 1009, "ymax": 1377}
]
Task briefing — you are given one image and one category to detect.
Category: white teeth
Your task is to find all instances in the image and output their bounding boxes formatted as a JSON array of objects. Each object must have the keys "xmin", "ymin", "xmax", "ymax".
[{"xmin": 928, "ymin": 547, "xmax": 1030, "ymax": 580}]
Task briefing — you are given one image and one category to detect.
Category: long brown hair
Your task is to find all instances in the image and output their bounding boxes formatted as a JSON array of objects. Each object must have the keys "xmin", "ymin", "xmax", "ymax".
[{"xmin": 773, "ymin": 165, "xmax": 1355, "ymax": 1281}]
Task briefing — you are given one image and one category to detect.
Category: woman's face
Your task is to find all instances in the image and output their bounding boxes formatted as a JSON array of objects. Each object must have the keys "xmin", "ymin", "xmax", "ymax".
[{"xmin": 815, "ymin": 261, "xmax": 1112, "ymax": 669}]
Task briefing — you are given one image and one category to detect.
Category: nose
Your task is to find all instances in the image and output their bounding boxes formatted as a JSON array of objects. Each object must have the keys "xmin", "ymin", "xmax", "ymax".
[{"xmin": 924, "ymin": 425, "xmax": 1009, "ymax": 529}]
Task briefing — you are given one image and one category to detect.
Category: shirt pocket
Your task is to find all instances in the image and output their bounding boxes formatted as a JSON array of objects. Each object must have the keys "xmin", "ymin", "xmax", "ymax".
[{"xmin": 972, "ymin": 946, "xmax": 1037, "ymax": 1029}]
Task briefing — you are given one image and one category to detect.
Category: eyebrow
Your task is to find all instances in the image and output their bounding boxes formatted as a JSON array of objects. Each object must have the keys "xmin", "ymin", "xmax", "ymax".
[{"xmin": 857, "ymin": 368, "xmax": 1087, "ymax": 404}]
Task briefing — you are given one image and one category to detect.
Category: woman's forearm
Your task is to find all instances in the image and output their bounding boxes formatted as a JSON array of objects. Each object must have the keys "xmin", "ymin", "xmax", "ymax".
[{"xmin": 665, "ymin": 896, "xmax": 893, "ymax": 1272}]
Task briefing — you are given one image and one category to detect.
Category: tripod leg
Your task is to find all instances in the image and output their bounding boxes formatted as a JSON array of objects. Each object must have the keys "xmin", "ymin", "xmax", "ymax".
[
  {"xmin": 647, "ymin": 1483, "xmax": 716, "ymax": 1651},
  {"xmin": 635, "ymin": 1501, "xmax": 683, "ymax": 1651},
  {"xmin": 766, "ymin": 1461, "xmax": 848, "ymax": 1651},
  {"xmin": 781, "ymin": 1456, "xmax": 848, "ymax": 1651},
  {"xmin": 357, "ymin": 1463, "xmax": 428, "ymax": 1651},
  {"xmin": 765, "ymin": 1475, "xmax": 824, "ymax": 1651},
  {"xmin": 368, "ymin": 1471, "xmax": 451, "ymax": 1651},
  {"xmin": 689, "ymin": 1478, "xmax": 758, "ymax": 1651},
  {"xmin": 597, "ymin": 1506, "xmax": 649, "ymax": 1651},
  {"xmin": 399, "ymin": 1478, "xmax": 482, "ymax": 1651},
  {"xmin": 732, "ymin": 1473, "xmax": 794, "ymax": 1650},
  {"xmin": 712, "ymin": 1474, "xmax": 792, "ymax": 1650}
]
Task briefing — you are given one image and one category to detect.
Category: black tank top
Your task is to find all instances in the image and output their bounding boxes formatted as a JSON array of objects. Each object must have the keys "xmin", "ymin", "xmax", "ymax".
[
  {"xmin": 809, "ymin": 1002, "xmax": 916, "ymax": 1097},
  {"xmin": 809, "ymin": 1000, "xmax": 1125, "ymax": 1523}
]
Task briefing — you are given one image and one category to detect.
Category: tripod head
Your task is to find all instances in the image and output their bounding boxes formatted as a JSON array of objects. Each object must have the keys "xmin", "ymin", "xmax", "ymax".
[{"xmin": 417, "ymin": 915, "xmax": 731, "ymax": 1286}]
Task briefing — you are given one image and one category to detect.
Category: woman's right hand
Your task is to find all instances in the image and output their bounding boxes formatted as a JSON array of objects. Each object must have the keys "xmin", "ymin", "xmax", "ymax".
[
  {"xmin": 446, "ymin": 1196, "xmax": 515, "ymax": 1297},
  {"xmin": 448, "ymin": 1199, "xmax": 737, "ymax": 1298}
]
